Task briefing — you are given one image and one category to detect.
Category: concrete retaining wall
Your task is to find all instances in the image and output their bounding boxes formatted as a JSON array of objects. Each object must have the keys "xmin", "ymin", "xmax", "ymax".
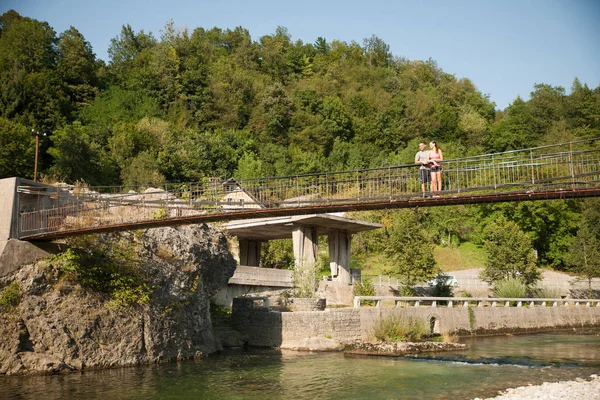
[
  {"xmin": 228, "ymin": 265, "xmax": 293, "ymax": 286},
  {"xmin": 231, "ymin": 302, "xmax": 600, "ymax": 347},
  {"xmin": 231, "ymin": 298, "xmax": 361, "ymax": 347}
]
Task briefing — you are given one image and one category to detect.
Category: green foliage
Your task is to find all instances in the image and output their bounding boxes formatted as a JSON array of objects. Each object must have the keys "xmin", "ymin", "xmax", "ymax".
[
  {"xmin": 261, "ymin": 239, "xmax": 294, "ymax": 269},
  {"xmin": 292, "ymin": 258, "xmax": 320, "ymax": 298},
  {"xmin": 371, "ymin": 314, "xmax": 428, "ymax": 343},
  {"xmin": 468, "ymin": 307, "xmax": 476, "ymax": 331},
  {"xmin": 0, "ymin": 117, "xmax": 35, "ymax": 179},
  {"xmin": 492, "ymin": 277, "xmax": 528, "ymax": 299},
  {"xmin": 383, "ymin": 210, "xmax": 439, "ymax": 286},
  {"xmin": 566, "ymin": 220, "xmax": 600, "ymax": 297},
  {"xmin": 353, "ymin": 277, "xmax": 376, "ymax": 305},
  {"xmin": 49, "ymin": 235, "xmax": 152, "ymax": 308},
  {"xmin": 0, "ymin": 282, "xmax": 21, "ymax": 312},
  {"xmin": 430, "ymin": 274, "xmax": 454, "ymax": 297},
  {"xmin": 480, "ymin": 216, "xmax": 541, "ymax": 285},
  {"xmin": 151, "ymin": 207, "xmax": 168, "ymax": 219}
]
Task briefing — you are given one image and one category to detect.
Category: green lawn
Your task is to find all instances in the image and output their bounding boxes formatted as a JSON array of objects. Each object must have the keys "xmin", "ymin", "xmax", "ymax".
[
  {"xmin": 352, "ymin": 242, "xmax": 487, "ymax": 275},
  {"xmin": 434, "ymin": 242, "xmax": 487, "ymax": 272}
]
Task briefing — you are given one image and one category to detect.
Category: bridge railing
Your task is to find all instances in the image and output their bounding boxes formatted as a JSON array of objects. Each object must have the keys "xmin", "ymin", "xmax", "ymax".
[
  {"xmin": 16, "ymin": 137, "xmax": 600, "ymax": 237},
  {"xmin": 239, "ymin": 138, "xmax": 600, "ymax": 204}
]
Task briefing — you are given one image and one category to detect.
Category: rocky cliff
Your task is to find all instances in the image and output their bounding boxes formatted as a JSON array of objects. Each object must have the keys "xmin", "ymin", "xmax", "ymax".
[{"xmin": 0, "ymin": 224, "xmax": 236, "ymax": 375}]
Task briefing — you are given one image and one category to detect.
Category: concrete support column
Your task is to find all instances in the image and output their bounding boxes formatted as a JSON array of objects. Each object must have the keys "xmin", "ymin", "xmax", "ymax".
[
  {"xmin": 328, "ymin": 230, "xmax": 352, "ymax": 284},
  {"xmin": 238, "ymin": 238, "xmax": 262, "ymax": 267},
  {"xmin": 292, "ymin": 225, "xmax": 318, "ymax": 293}
]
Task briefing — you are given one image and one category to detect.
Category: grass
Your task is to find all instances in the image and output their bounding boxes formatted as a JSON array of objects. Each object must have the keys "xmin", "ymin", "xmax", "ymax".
[
  {"xmin": 353, "ymin": 241, "xmax": 487, "ymax": 276},
  {"xmin": 434, "ymin": 242, "xmax": 487, "ymax": 272},
  {"xmin": 371, "ymin": 314, "xmax": 428, "ymax": 342}
]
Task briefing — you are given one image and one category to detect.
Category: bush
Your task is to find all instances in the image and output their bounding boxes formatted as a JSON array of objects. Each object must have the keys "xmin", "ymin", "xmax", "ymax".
[
  {"xmin": 353, "ymin": 277, "xmax": 375, "ymax": 297},
  {"xmin": 493, "ymin": 277, "xmax": 528, "ymax": 298},
  {"xmin": 353, "ymin": 277, "xmax": 376, "ymax": 306},
  {"xmin": 49, "ymin": 235, "xmax": 152, "ymax": 309},
  {"xmin": 0, "ymin": 282, "xmax": 20, "ymax": 311},
  {"xmin": 531, "ymin": 286, "xmax": 562, "ymax": 299},
  {"xmin": 398, "ymin": 284, "xmax": 416, "ymax": 296},
  {"xmin": 431, "ymin": 274, "xmax": 454, "ymax": 298},
  {"xmin": 371, "ymin": 314, "xmax": 428, "ymax": 343}
]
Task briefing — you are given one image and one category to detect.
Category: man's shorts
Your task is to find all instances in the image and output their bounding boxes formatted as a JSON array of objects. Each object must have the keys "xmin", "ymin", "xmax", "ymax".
[{"xmin": 419, "ymin": 168, "xmax": 431, "ymax": 183}]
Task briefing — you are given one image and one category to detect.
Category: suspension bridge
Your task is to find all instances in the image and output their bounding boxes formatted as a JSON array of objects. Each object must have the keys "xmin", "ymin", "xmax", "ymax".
[{"xmin": 7, "ymin": 137, "xmax": 600, "ymax": 241}]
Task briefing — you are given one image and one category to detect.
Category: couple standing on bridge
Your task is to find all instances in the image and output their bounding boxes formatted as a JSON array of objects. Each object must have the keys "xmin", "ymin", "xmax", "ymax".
[{"xmin": 415, "ymin": 141, "xmax": 444, "ymax": 198}]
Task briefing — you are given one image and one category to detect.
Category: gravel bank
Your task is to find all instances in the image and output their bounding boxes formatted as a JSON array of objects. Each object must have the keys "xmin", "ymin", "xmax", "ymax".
[{"xmin": 473, "ymin": 374, "xmax": 600, "ymax": 400}]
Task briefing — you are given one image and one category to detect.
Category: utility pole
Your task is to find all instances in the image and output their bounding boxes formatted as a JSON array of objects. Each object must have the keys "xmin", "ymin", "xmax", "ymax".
[{"xmin": 32, "ymin": 129, "xmax": 46, "ymax": 182}]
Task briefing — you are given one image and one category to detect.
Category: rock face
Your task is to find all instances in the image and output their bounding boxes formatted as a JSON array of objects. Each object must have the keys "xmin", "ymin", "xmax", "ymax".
[
  {"xmin": 344, "ymin": 341, "xmax": 468, "ymax": 356},
  {"xmin": 0, "ymin": 224, "xmax": 236, "ymax": 375}
]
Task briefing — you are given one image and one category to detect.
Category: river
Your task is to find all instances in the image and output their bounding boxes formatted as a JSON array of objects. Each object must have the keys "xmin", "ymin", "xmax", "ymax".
[{"xmin": 1, "ymin": 333, "xmax": 599, "ymax": 399}]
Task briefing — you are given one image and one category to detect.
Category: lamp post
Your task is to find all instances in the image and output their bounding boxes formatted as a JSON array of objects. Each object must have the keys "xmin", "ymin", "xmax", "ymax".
[{"xmin": 31, "ymin": 129, "xmax": 46, "ymax": 182}]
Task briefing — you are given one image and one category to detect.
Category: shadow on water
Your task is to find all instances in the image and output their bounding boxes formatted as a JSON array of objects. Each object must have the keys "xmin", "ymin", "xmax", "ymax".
[{"xmin": 1, "ymin": 334, "xmax": 600, "ymax": 400}]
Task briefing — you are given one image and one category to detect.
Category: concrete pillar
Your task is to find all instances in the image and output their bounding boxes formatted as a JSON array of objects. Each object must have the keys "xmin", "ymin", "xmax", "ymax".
[
  {"xmin": 328, "ymin": 230, "xmax": 352, "ymax": 284},
  {"xmin": 238, "ymin": 238, "xmax": 262, "ymax": 267},
  {"xmin": 292, "ymin": 225, "xmax": 318, "ymax": 267},
  {"xmin": 292, "ymin": 225, "xmax": 319, "ymax": 294}
]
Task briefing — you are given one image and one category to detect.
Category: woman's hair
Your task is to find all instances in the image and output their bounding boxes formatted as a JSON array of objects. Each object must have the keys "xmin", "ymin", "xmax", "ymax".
[{"xmin": 430, "ymin": 141, "xmax": 439, "ymax": 153}]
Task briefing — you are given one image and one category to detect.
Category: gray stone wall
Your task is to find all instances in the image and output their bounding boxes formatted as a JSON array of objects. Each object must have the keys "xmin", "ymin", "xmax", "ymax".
[
  {"xmin": 231, "ymin": 303, "xmax": 600, "ymax": 347},
  {"xmin": 231, "ymin": 300, "xmax": 361, "ymax": 347}
]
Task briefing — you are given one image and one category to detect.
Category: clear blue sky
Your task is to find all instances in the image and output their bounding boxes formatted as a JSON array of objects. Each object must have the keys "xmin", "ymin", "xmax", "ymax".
[{"xmin": 2, "ymin": 0, "xmax": 599, "ymax": 110}]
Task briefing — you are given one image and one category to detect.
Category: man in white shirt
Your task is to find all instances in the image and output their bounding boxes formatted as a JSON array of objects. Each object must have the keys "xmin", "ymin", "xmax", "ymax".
[{"xmin": 415, "ymin": 142, "xmax": 431, "ymax": 196}]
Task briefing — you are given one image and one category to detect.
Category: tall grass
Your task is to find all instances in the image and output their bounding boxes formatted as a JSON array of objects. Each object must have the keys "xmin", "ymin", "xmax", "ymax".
[
  {"xmin": 371, "ymin": 314, "xmax": 428, "ymax": 343},
  {"xmin": 531, "ymin": 286, "xmax": 563, "ymax": 299},
  {"xmin": 492, "ymin": 277, "xmax": 528, "ymax": 298}
]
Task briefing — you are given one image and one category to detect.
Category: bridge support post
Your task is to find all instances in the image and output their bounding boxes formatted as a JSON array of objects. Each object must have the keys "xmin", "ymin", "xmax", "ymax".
[
  {"xmin": 292, "ymin": 225, "xmax": 319, "ymax": 286},
  {"xmin": 238, "ymin": 238, "xmax": 262, "ymax": 267},
  {"xmin": 328, "ymin": 230, "xmax": 352, "ymax": 284}
]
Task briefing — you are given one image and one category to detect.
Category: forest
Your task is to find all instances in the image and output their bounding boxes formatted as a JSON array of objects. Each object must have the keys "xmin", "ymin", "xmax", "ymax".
[{"xmin": 1, "ymin": 10, "xmax": 599, "ymax": 288}]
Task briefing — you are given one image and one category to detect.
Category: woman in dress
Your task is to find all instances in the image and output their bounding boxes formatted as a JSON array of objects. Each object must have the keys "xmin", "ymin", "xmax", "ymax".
[{"xmin": 428, "ymin": 141, "xmax": 443, "ymax": 197}]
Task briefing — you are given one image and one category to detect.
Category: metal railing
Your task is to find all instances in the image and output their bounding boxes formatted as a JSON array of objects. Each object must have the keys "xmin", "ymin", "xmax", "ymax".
[{"xmin": 16, "ymin": 137, "xmax": 600, "ymax": 238}]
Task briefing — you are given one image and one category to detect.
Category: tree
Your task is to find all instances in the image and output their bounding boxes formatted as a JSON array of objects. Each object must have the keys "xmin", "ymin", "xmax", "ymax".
[
  {"xmin": 480, "ymin": 216, "xmax": 540, "ymax": 285},
  {"xmin": 383, "ymin": 210, "xmax": 438, "ymax": 287},
  {"xmin": 0, "ymin": 117, "xmax": 34, "ymax": 179},
  {"xmin": 47, "ymin": 122, "xmax": 101, "ymax": 183},
  {"xmin": 363, "ymin": 34, "xmax": 391, "ymax": 67},
  {"xmin": 56, "ymin": 26, "xmax": 99, "ymax": 109},
  {"xmin": 566, "ymin": 221, "xmax": 600, "ymax": 297}
]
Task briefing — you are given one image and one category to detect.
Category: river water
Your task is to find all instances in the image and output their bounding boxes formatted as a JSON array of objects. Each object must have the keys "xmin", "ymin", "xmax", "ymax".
[{"xmin": 1, "ymin": 333, "xmax": 599, "ymax": 399}]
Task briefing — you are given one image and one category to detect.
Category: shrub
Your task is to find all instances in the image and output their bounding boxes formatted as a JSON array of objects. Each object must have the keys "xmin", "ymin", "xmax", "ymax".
[
  {"xmin": 293, "ymin": 258, "xmax": 320, "ymax": 298},
  {"xmin": 353, "ymin": 277, "xmax": 376, "ymax": 306},
  {"xmin": 398, "ymin": 284, "xmax": 416, "ymax": 296},
  {"xmin": 0, "ymin": 282, "xmax": 20, "ymax": 312},
  {"xmin": 371, "ymin": 314, "xmax": 428, "ymax": 343},
  {"xmin": 531, "ymin": 286, "xmax": 562, "ymax": 299},
  {"xmin": 493, "ymin": 276, "xmax": 528, "ymax": 299},
  {"xmin": 431, "ymin": 274, "xmax": 454, "ymax": 298},
  {"xmin": 49, "ymin": 235, "xmax": 152, "ymax": 309}
]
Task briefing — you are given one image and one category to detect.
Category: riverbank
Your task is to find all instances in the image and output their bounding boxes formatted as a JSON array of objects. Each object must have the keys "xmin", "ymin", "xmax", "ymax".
[{"xmin": 475, "ymin": 374, "xmax": 600, "ymax": 400}]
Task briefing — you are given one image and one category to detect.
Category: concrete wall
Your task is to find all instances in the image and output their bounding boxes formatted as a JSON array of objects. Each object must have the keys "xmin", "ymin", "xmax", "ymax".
[
  {"xmin": 212, "ymin": 266, "xmax": 294, "ymax": 307},
  {"xmin": 228, "ymin": 265, "xmax": 293, "ymax": 286},
  {"xmin": 0, "ymin": 178, "xmax": 18, "ymax": 241},
  {"xmin": 231, "ymin": 299, "xmax": 361, "ymax": 347},
  {"xmin": 231, "ymin": 303, "xmax": 600, "ymax": 347}
]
